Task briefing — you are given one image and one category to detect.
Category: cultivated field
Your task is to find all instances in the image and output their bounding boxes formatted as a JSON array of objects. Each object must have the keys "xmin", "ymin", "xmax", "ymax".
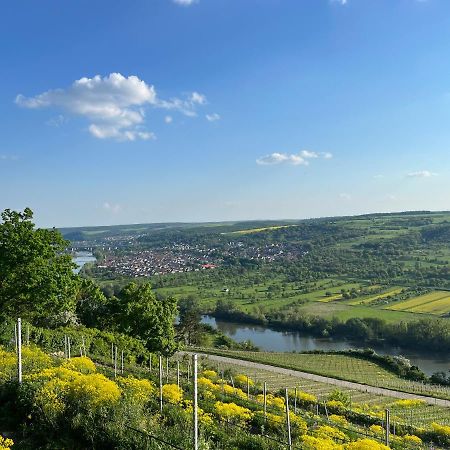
[
  {"xmin": 196, "ymin": 354, "xmax": 450, "ymax": 428},
  {"xmin": 197, "ymin": 349, "xmax": 450, "ymax": 401},
  {"xmin": 387, "ymin": 291, "xmax": 450, "ymax": 316}
]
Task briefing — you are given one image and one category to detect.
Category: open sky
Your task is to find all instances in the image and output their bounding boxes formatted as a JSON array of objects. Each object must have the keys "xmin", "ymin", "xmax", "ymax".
[{"xmin": 1, "ymin": 0, "xmax": 449, "ymax": 227}]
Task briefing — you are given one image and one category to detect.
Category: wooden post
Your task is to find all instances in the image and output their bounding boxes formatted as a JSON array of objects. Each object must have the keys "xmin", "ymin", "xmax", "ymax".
[
  {"xmin": 159, "ymin": 356, "xmax": 163, "ymax": 413},
  {"xmin": 324, "ymin": 402, "xmax": 329, "ymax": 421},
  {"xmin": 263, "ymin": 382, "xmax": 267, "ymax": 420},
  {"xmin": 67, "ymin": 336, "xmax": 71, "ymax": 359},
  {"xmin": 193, "ymin": 354, "xmax": 198, "ymax": 450},
  {"xmin": 17, "ymin": 318, "xmax": 22, "ymax": 384},
  {"xmin": 114, "ymin": 345, "xmax": 117, "ymax": 378},
  {"xmin": 247, "ymin": 375, "xmax": 250, "ymax": 398},
  {"xmin": 294, "ymin": 387, "xmax": 297, "ymax": 414},
  {"xmin": 149, "ymin": 353, "xmax": 152, "ymax": 372},
  {"xmin": 64, "ymin": 335, "xmax": 67, "ymax": 358},
  {"xmin": 121, "ymin": 350, "xmax": 124, "ymax": 375},
  {"xmin": 285, "ymin": 388, "xmax": 292, "ymax": 450},
  {"xmin": 111, "ymin": 342, "xmax": 114, "ymax": 366},
  {"xmin": 166, "ymin": 357, "xmax": 169, "ymax": 383},
  {"xmin": 177, "ymin": 361, "xmax": 180, "ymax": 387},
  {"xmin": 385, "ymin": 409, "xmax": 390, "ymax": 447}
]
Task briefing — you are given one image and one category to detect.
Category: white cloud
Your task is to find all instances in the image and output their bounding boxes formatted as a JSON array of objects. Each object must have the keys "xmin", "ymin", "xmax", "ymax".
[
  {"xmin": 256, "ymin": 150, "xmax": 332, "ymax": 166},
  {"xmin": 173, "ymin": 0, "xmax": 198, "ymax": 5},
  {"xmin": 331, "ymin": 0, "xmax": 348, "ymax": 5},
  {"xmin": 46, "ymin": 114, "xmax": 67, "ymax": 127},
  {"xmin": 190, "ymin": 91, "xmax": 207, "ymax": 105},
  {"xmin": 165, "ymin": 115, "xmax": 173, "ymax": 124},
  {"xmin": 16, "ymin": 73, "xmax": 207, "ymax": 141},
  {"xmin": 406, "ymin": 170, "xmax": 437, "ymax": 178},
  {"xmin": 257, "ymin": 152, "xmax": 308, "ymax": 166},
  {"xmin": 339, "ymin": 193, "xmax": 351, "ymax": 200},
  {"xmin": 103, "ymin": 202, "xmax": 121, "ymax": 214},
  {"xmin": 206, "ymin": 113, "xmax": 220, "ymax": 122},
  {"xmin": 373, "ymin": 174, "xmax": 384, "ymax": 179}
]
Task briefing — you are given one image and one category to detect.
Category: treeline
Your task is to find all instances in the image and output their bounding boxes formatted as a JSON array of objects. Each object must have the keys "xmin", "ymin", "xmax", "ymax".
[{"xmin": 215, "ymin": 300, "xmax": 450, "ymax": 355}]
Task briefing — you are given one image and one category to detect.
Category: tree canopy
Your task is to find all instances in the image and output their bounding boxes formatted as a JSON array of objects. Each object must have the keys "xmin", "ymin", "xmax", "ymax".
[
  {"xmin": 0, "ymin": 208, "xmax": 78, "ymax": 325},
  {"xmin": 111, "ymin": 282, "xmax": 178, "ymax": 355}
]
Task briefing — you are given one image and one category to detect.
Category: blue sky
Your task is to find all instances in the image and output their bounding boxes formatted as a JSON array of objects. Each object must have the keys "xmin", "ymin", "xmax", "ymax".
[{"xmin": 1, "ymin": 0, "xmax": 449, "ymax": 227}]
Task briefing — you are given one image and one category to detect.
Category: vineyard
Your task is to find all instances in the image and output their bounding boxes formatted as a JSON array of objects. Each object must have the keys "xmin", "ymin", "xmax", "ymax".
[
  {"xmin": 1, "ymin": 341, "xmax": 450, "ymax": 449},
  {"xmin": 193, "ymin": 350, "xmax": 450, "ymax": 401}
]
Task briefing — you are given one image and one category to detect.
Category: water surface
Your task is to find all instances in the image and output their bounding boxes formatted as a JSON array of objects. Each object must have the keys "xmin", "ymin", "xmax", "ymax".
[{"xmin": 202, "ymin": 315, "xmax": 450, "ymax": 376}]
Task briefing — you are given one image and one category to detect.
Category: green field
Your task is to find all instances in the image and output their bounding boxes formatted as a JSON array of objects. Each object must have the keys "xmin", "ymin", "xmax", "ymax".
[
  {"xmin": 388, "ymin": 291, "xmax": 450, "ymax": 315},
  {"xmin": 347, "ymin": 287, "xmax": 404, "ymax": 306}
]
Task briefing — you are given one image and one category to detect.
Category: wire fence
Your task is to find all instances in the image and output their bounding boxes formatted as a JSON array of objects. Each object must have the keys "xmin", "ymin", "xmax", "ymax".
[{"xmin": 2, "ymin": 320, "xmax": 445, "ymax": 449}]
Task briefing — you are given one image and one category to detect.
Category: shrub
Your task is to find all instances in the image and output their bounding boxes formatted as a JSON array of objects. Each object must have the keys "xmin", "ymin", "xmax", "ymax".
[
  {"xmin": 402, "ymin": 434, "xmax": 422, "ymax": 446},
  {"xmin": 69, "ymin": 373, "xmax": 121, "ymax": 408},
  {"xmin": 329, "ymin": 414, "xmax": 348, "ymax": 426},
  {"xmin": 314, "ymin": 424, "xmax": 348, "ymax": 442},
  {"xmin": 391, "ymin": 399, "xmax": 425, "ymax": 408},
  {"xmin": 162, "ymin": 384, "xmax": 183, "ymax": 404},
  {"xmin": 234, "ymin": 374, "xmax": 254, "ymax": 388},
  {"xmin": 344, "ymin": 439, "xmax": 390, "ymax": 450},
  {"xmin": 214, "ymin": 401, "xmax": 252, "ymax": 425},
  {"xmin": 431, "ymin": 422, "xmax": 450, "ymax": 439},
  {"xmin": 202, "ymin": 370, "xmax": 217, "ymax": 380},
  {"xmin": 117, "ymin": 376, "xmax": 155, "ymax": 402},
  {"xmin": 301, "ymin": 435, "xmax": 341, "ymax": 450},
  {"xmin": 62, "ymin": 357, "xmax": 96, "ymax": 374}
]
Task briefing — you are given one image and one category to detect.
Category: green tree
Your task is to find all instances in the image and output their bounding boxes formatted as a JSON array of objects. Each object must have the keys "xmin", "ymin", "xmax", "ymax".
[
  {"xmin": 178, "ymin": 295, "xmax": 202, "ymax": 345},
  {"xmin": 113, "ymin": 282, "xmax": 177, "ymax": 355},
  {"xmin": 0, "ymin": 208, "xmax": 78, "ymax": 325},
  {"xmin": 75, "ymin": 278, "xmax": 108, "ymax": 328}
]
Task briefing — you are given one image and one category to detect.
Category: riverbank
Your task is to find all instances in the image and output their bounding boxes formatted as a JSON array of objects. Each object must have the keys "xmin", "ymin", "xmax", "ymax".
[{"xmin": 202, "ymin": 315, "xmax": 450, "ymax": 376}]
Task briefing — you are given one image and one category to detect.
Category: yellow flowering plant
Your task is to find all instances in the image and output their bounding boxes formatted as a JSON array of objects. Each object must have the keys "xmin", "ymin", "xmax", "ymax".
[
  {"xmin": 233, "ymin": 374, "xmax": 254, "ymax": 388},
  {"xmin": 0, "ymin": 435, "xmax": 13, "ymax": 450},
  {"xmin": 117, "ymin": 376, "xmax": 155, "ymax": 402},
  {"xmin": 162, "ymin": 384, "xmax": 183, "ymax": 404},
  {"xmin": 214, "ymin": 401, "xmax": 252, "ymax": 425},
  {"xmin": 61, "ymin": 357, "xmax": 96, "ymax": 374},
  {"xmin": 202, "ymin": 370, "xmax": 217, "ymax": 380},
  {"xmin": 344, "ymin": 438, "xmax": 390, "ymax": 450}
]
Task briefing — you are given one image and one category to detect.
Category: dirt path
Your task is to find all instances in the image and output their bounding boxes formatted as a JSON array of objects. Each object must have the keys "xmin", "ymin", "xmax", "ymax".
[{"xmin": 185, "ymin": 352, "xmax": 450, "ymax": 408}]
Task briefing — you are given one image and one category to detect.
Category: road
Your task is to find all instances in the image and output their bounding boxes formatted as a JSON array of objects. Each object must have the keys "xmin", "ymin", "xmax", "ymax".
[{"xmin": 184, "ymin": 352, "xmax": 450, "ymax": 408}]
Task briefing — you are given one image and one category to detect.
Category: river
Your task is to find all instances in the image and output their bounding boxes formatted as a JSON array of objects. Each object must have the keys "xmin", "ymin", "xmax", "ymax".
[
  {"xmin": 73, "ymin": 251, "xmax": 97, "ymax": 274},
  {"xmin": 202, "ymin": 315, "xmax": 450, "ymax": 376}
]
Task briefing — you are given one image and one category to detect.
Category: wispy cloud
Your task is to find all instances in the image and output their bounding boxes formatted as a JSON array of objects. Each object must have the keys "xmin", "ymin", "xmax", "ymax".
[
  {"xmin": 339, "ymin": 193, "xmax": 351, "ymax": 200},
  {"xmin": 206, "ymin": 113, "xmax": 220, "ymax": 122},
  {"xmin": 173, "ymin": 0, "xmax": 198, "ymax": 5},
  {"xmin": 164, "ymin": 115, "xmax": 173, "ymax": 124},
  {"xmin": 103, "ymin": 202, "xmax": 121, "ymax": 214},
  {"xmin": 46, "ymin": 114, "xmax": 67, "ymax": 127},
  {"xmin": 330, "ymin": 0, "xmax": 348, "ymax": 5},
  {"xmin": 16, "ymin": 73, "xmax": 207, "ymax": 141},
  {"xmin": 256, "ymin": 150, "xmax": 332, "ymax": 166},
  {"xmin": 406, "ymin": 170, "xmax": 437, "ymax": 178}
]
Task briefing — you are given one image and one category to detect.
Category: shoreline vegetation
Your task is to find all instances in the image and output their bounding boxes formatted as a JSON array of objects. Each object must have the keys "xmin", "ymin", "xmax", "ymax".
[{"xmin": 212, "ymin": 303, "xmax": 450, "ymax": 357}]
